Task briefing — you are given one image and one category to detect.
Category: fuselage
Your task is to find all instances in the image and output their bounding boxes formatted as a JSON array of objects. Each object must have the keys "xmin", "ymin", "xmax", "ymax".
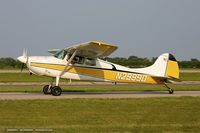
[{"xmin": 18, "ymin": 55, "xmax": 165, "ymax": 84}]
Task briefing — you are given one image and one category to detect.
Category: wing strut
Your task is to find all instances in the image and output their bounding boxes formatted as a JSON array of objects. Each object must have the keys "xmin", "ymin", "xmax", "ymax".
[
  {"xmin": 55, "ymin": 49, "xmax": 77, "ymax": 86},
  {"xmin": 60, "ymin": 49, "xmax": 77, "ymax": 77}
]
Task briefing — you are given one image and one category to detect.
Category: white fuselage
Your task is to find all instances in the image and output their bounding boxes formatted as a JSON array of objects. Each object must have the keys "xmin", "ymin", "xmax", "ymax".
[
  {"xmin": 17, "ymin": 53, "xmax": 175, "ymax": 84},
  {"xmin": 24, "ymin": 56, "xmax": 139, "ymax": 82}
]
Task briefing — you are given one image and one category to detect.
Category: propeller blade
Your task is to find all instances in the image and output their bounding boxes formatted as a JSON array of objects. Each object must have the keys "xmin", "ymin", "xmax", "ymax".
[
  {"xmin": 26, "ymin": 56, "xmax": 29, "ymax": 65},
  {"xmin": 23, "ymin": 49, "xmax": 27, "ymax": 57},
  {"xmin": 23, "ymin": 49, "xmax": 29, "ymax": 65},
  {"xmin": 21, "ymin": 63, "xmax": 25, "ymax": 72},
  {"xmin": 19, "ymin": 49, "xmax": 29, "ymax": 72}
]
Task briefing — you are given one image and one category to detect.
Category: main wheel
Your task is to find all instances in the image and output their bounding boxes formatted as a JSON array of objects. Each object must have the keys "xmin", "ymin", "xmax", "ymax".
[
  {"xmin": 43, "ymin": 85, "xmax": 52, "ymax": 95},
  {"xmin": 51, "ymin": 86, "xmax": 62, "ymax": 96}
]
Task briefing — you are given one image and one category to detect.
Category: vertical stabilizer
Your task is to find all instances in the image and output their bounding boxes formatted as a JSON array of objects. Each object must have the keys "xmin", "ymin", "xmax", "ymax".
[{"xmin": 133, "ymin": 53, "xmax": 179, "ymax": 79}]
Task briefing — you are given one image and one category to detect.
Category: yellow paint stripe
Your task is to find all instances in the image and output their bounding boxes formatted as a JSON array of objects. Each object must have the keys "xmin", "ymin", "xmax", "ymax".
[{"xmin": 31, "ymin": 63, "xmax": 164, "ymax": 84}]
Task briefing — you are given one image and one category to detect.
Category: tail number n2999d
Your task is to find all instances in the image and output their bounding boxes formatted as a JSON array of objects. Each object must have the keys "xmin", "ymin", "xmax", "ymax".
[{"xmin": 116, "ymin": 72, "xmax": 147, "ymax": 82}]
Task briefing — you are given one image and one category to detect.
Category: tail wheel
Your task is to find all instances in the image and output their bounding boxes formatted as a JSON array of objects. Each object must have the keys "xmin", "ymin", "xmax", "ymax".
[
  {"xmin": 43, "ymin": 85, "xmax": 52, "ymax": 95},
  {"xmin": 51, "ymin": 86, "xmax": 62, "ymax": 96},
  {"xmin": 169, "ymin": 89, "xmax": 174, "ymax": 94},
  {"xmin": 164, "ymin": 83, "xmax": 174, "ymax": 94}
]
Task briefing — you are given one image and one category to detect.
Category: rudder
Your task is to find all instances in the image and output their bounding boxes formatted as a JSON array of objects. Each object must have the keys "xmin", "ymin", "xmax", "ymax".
[{"xmin": 165, "ymin": 54, "xmax": 179, "ymax": 79}]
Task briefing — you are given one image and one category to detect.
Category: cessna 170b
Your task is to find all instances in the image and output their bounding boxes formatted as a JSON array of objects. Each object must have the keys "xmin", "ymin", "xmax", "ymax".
[{"xmin": 17, "ymin": 41, "xmax": 180, "ymax": 96}]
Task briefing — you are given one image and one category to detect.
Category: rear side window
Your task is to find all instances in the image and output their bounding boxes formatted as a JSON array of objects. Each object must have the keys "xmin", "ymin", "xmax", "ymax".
[{"xmin": 85, "ymin": 58, "xmax": 96, "ymax": 66}]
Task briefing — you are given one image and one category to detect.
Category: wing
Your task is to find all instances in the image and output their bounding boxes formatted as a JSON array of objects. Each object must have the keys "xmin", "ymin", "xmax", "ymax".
[{"xmin": 65, "ymin": 41, "xmax": 118, "ymax": 58}]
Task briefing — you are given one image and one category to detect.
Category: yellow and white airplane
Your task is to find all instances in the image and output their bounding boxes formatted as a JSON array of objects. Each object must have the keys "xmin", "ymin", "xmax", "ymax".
[{"xmin": 18, "ymin": 41, "xmax": 180, "ymax": 96}]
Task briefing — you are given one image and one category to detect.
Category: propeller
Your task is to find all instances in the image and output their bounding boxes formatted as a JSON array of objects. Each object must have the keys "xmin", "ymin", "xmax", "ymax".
[
  {"xmin": 17, "ymin": 49, "xmax": 29, "ymax": 72},
  {"xmin": 21, "ymin": 63, "xmax": 25, "ymax": 72}
]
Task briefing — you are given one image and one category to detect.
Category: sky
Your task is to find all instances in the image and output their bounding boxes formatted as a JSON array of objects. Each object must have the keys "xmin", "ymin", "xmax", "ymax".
[{"xmin": 0, "ymin": 0, "xmax": 199, "ymax": 60}]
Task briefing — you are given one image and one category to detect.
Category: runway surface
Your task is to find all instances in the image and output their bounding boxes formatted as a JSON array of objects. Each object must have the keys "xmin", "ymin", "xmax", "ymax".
[{"xmin": 0, "ymin": 91, "xmax": 200, "ymax": 100}]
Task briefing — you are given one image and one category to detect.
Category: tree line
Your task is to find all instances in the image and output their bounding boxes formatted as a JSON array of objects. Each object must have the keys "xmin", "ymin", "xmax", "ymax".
[
  {"xmin": 0, "ymin": 56, "xmax": 199, "ymax": 69},
  {"xmin": 103, "ymin": 56, "xmax": 200, "ymax": 68},
  {"xmin": 0, "ymin": 58, "xmax": 22, "ymax": 69}
]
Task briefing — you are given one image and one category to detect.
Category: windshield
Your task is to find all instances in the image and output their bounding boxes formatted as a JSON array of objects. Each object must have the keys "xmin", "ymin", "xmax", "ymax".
[
  {"xmin": 54, "ymin": 49, "xmax": 96, "ymax": 66},
  {"xmin": 54, "ymin": 50, "xmax": 67, "ymax": 59}
]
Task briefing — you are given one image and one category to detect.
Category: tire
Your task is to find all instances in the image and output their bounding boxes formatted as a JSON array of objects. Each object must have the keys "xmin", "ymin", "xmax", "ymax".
[
  {"xmin": 51, "ymin": 86, "xmax": 62, "ymax": 96},
  {"xmin": 169, "ymin": 89, "xmax": 174, "ymax": 94},
  {"xmin": 43, "ymin": 85, "xmax": 52, "ymax": 95}
]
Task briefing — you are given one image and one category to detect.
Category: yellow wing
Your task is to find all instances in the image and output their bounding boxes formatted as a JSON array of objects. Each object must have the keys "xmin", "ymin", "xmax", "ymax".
[{"xmin": 65, "ymin": 41, "xmax": 118, "ymax": 58}]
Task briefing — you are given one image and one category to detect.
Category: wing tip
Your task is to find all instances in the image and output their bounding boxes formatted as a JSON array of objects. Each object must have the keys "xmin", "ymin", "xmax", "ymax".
[{"xmin": 90, "ymin": 40, "xmax": 118, "ymax": 48}]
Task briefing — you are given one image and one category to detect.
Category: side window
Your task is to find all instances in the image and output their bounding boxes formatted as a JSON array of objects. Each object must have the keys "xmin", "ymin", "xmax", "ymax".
[
  {"xmin": 76, "ymin": 56, "xmax": 84, "ymax": 64},
  {"xmin": 85, "ymin": 58, "xmax": 96, "ymax": 66},
  {"xmin": 69, "ymin": 56, "xmax": 96, "ymax": 66},
  {"xmin": 72, "ymin": 56, "xmax": 85, "ymax": 65}
]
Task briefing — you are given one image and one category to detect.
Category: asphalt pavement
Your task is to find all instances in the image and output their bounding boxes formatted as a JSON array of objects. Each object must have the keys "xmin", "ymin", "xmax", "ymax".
[{"xmin": 0, "ymin": 91, "xmax": 200, "ymax": 100}]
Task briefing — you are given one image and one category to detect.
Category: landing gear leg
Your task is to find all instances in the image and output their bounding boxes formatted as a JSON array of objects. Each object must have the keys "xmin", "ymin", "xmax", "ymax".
[
  {"xmin": 164, "ymin": 83, "xmax": 174, "ymax": 94},
  {"xmin": 51, "ymin": 76, "xmax": 62, "ymax": 96}
]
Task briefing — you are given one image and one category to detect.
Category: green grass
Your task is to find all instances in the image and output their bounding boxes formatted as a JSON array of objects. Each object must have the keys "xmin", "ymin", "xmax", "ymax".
[
  {"xmin": 0, "ymin": 98, "xmax": 200, "ymax": 132},
  {"xmin": 0, "ymin": 73, "xmax": 69, "ymax": 82},
  {"xmin": 180, "ymin": 72, "xmax": 200, "ymax": 81},
  {"xmin": 0, "ymin": 85, "xmax": 200, "ymax": 92},
  {"xmin": 0, "ymin": 73, "xmax": 51, "ymax": 82},
  {"xmin": 0, "ymin": 71, "xmax": 199, "ymax": 132},
  {"xmin": 0, "ymin": 72, "xmax": 199, "ymax": 82}
]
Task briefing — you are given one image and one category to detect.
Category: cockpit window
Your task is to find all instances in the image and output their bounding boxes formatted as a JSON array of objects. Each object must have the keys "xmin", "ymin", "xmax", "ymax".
[
  {"xmin": 54, "ymin": 50, "xmax": 67, "ymax": 59},
  {"xmin": 85, "ymin": 58, "xmax": 96, "ymax": 66},
  {"xmin": 54, "ymin": 49, "xmax": 96, "ymax": 66},
  {"xmin": 73, "ymin": 56, "xmax": 85, "ymax": 64},
  {"xmin": 70, "ymin": 55, "xmax": 96, "ymax": 66}
]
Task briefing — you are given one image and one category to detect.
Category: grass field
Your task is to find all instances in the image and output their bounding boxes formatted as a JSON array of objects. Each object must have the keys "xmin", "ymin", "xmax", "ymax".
[
  {"xmin": 0, "ymin": 73, "xmax": 51, "ymax": 82},
  {"xmin": 0, "ymin": 84, "xmax": 199, "ymax": 92},
  {"xmin": 0, "ymin": 98, "xmax": 200, "ymax": 133},
  {"xmin": 180, "ymin": 73, "xmax": 200, "ymax": 81},
  {"xmin": 0, "ymin": 71, "xmax": 199, "ymax": 133},
  {"xmin": 0, "ymin": 72, "xmax": 199, "ymax": 82}
]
